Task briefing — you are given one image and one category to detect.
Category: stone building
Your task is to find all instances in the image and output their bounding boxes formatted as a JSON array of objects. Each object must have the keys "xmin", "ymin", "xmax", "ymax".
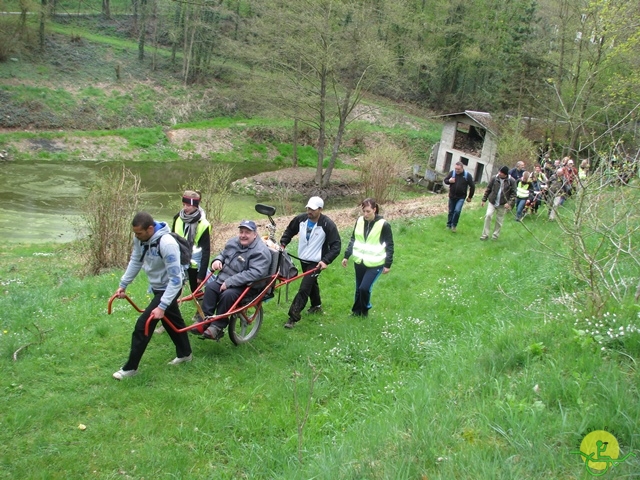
[{"xmin": 435, "ymin": 110, "xmax": 498, "ymax": 183}]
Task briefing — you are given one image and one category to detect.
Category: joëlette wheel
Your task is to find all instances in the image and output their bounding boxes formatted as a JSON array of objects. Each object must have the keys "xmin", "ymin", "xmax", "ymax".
[{"xmin": 228, "ymin": 304, "xmax": 263, "ymax": 345}]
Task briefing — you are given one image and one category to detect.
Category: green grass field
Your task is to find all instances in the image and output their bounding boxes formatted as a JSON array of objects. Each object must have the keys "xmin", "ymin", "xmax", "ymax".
[{"xmin": 1, "ymin": 204, "xmax": 638, "ymax": 479}]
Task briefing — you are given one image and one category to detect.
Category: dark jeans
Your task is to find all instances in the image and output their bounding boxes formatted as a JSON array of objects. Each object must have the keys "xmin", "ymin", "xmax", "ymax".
[
  {"xmin": 201, "ymin": 281, "xmax": 245, "ymax": 329},
  {"xmin": 351, "ymin": 262, "xmax": 383, "ymax": 316},
  {"xmin": 288, "ymin": 261, "xmax": 321, "ymax": 322},
  {"xmin": 447, "ymin": 198, "xmax": 465, "ymax": 228},
  {"xmin": 123, "ymin": 289, "xmax": 191, "ymax": 371},
  {"xmin": 515, "ymin": 197, "xmax": 528, "ymax": 220}
]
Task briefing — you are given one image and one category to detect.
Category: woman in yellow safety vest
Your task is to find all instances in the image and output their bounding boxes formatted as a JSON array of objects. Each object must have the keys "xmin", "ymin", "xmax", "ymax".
[
  {"xmin": 172, "ymin": 190, "xmax": 211, "ymax": 294},
  {"xmin": 341, "ymin": 198, "xmax": 394, "ymax": 317},
  {"xmin": 515, "ymin": 171, "xmax": 534, "ymax": 221}
]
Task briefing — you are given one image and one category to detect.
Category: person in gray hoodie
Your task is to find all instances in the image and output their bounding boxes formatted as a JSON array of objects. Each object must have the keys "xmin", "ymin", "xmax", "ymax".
[
  {"xmin": 112, "ymin": 212, "xmax": 192, "ymax": 380},
  {"xmin": 201, "ymin": 220, "xmax": 272, "ymax": 340}
]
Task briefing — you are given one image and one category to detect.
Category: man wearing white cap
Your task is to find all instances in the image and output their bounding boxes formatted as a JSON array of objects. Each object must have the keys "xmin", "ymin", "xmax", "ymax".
[{"xmin": 280, "ymin": 196, "xmax": 341, "ymax": 328}]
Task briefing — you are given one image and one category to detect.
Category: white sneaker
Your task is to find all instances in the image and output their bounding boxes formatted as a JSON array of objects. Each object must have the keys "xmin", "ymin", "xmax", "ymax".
[
  {"xmin": 168, "ymin": 354, "xmax": 193, "ymax": 365},
  {"xmin": 113, "ymin": 369, "xmax": 138, "ymax": 380},
  {"xmin": 154, "ymin": 325, "xmax": 166, "ymax": 334}
]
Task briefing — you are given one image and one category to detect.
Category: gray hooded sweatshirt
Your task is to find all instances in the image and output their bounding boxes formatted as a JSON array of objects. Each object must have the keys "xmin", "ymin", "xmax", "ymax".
[{"xmin": 119, "ymin": 221, "xmax": 184, "ymax": 311}]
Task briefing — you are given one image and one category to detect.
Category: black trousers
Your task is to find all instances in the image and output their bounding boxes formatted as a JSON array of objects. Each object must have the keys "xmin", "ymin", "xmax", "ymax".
[
  {"xmin": 187, "ymin": 267, "xmax": 199, "ymax": 294},
  {"xmin": 123, "ymin": 289, "xmax": 192, "ymax": 371},
  {"xmin": 288, "ymin": 261, "xmax": 321, "ymax": 322},
  {"xmin": 201, "ymin": 281, "xmax": 245, "ymax": 329}
]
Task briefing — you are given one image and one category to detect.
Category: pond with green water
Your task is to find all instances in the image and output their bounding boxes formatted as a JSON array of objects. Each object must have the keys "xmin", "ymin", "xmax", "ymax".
[{"xmin": 0, "ymin": 159, "xmax": 282, "ymax": 244}]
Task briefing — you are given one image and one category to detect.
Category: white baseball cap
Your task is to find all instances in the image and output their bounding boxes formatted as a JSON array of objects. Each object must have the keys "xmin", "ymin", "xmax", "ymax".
[{"xmin": 305, "ymin": 196, "xmax": 324, "ymax": 210}]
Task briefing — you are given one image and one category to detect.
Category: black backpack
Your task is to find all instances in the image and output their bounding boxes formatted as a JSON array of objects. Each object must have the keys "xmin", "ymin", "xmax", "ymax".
[
  {"xmin": 140, "ymin": 232, "xmax": 192, "ymax": 266},
  {"xmin": 278, "ymin": 251, "xmax": 299, "ymax": 279}
]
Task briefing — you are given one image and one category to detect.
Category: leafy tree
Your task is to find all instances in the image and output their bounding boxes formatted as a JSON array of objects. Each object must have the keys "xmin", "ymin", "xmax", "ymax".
[
  {"xmin": 538, "ymin": 0, "xmax": 640, "ymax": 157},
  {"xmin": 247, "ymin": 0, "xmax": 395, "ymax": 187},
  {"xmin": 495, "ymin": 117, "xmax": 537, "ymax": 167}
]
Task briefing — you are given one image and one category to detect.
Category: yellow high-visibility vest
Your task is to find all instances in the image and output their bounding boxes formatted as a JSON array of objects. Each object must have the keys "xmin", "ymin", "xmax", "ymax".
[
  {"xmin": 517, "ymin": 181, "xmax": 530, "ymax": 199},
  {"xmin": 352, "ymin": 217, "xmax": 386, "ymax": 267}
]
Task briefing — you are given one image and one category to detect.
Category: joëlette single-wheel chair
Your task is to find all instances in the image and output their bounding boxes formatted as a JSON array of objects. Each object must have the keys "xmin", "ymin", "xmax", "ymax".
[{"xmin": 108, "ymin": 204, "xmax": 317, "ymax": 345}]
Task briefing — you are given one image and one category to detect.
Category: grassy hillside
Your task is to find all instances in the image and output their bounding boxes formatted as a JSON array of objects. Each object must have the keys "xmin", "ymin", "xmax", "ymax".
[
  {"xmin": 0, "ymin": 15, "xmax": 442, "ymax": 168},
  {"xmin": 1, "ymin": 206, "xmax": 638, "ymax": 479}
]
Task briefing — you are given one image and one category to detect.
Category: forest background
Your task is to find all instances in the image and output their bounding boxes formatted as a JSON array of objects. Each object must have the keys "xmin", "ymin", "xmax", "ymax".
[{"xmin": 1, "ymin": 0, "xmax": 639, "ymax": 171}]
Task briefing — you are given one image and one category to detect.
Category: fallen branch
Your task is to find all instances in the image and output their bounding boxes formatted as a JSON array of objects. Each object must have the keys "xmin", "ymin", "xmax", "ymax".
[
  {"xmin": 12, "ymin": 323, "xmax": 51, "ymax": 362},
  {"xmin": 13, "ymin": 343, "xmax": 35, "ymax": 362}
]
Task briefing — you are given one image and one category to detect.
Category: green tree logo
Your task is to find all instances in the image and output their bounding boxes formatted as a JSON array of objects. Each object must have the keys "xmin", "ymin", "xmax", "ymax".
[{"xmin": 572, "ymin": 430, "xmax": 636, "ymax": 476}]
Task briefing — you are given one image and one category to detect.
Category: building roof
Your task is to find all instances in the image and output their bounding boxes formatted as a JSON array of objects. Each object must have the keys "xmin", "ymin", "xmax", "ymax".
[{"xmin": 440, "ymin": 110, "xmax": 498, "ymax": 136}]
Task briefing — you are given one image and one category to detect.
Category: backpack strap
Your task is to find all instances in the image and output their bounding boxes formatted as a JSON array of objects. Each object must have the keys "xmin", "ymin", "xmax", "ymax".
[
  {"xmin": 139, "ymin": 234, "xmax": 167, "ymax": 262},
  {"xmin": 139, "ymin": 242, "xmax": 155, "ymax": 262},
  {"xmin": 452, "ymin": 170, "xmax": 472, "ymax": 181}
]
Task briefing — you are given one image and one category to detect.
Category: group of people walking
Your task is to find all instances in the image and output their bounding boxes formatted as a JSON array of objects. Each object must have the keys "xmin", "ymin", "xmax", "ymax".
[
  {"xmin": 111, "ymin": 193, "xmax": 394, "ymax": 380},
  {"xmin": 444, "ymin": 156, "xmax": 583, "ymax": 241},
  {"xmin": 111, "ymin": 154, "xmax": 586, "ymax": 379}
]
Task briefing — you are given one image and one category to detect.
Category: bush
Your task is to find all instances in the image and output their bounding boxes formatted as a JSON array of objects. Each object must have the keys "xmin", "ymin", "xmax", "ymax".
[
  {"xmin": 75, "ymin": 165, "xmax": 143, "ymax": 275},
  {"xmin": 357, "ymin": 141, "xmax": 410, "ymax": 203}
]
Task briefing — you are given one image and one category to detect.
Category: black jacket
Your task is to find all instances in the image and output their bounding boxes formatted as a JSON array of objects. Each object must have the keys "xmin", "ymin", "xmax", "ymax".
[
  {"xmin": 443, "ymin": 170, "xmax": 475, "ymax": 200},
  {"xmin": 482, "ymin": 175, "xmax": 517, "ymax": 207},
  {"xmin": 280, "ymin": 213, "xmax": 341, "ymax": 265}
]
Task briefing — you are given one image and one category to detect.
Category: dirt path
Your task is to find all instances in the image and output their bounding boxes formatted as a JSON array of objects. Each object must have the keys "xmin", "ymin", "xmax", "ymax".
[{"xmin": 210, "ymin": 193, "xmax": 447, "ymax": 251}]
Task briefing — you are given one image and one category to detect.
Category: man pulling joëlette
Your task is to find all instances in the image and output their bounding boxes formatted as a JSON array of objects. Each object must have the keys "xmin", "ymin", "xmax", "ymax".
[{"xmin": 112, "ymin": 212, "xmax": 192, "ymax": 380}]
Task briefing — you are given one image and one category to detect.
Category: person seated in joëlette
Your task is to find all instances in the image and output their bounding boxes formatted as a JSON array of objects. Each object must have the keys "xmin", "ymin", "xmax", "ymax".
[{"xmin": 199, "ymin": 220, "xmax": 272, "ymax": 341}]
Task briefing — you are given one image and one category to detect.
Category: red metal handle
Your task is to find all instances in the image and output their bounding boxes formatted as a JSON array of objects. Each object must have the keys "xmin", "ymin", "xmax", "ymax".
[{"xmin": 107, "ymin": 293, "xmax": 144, "ymax": 314}]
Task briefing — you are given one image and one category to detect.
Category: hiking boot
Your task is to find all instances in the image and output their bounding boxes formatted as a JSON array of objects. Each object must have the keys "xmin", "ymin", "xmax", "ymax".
[
  {"xmin": 154, "ymin": 325, "xmax": 166, "ymax": 334},
  {"xmin": 451, "ymin": 226, "xmax": 457, "ymax": 233},
  {"xmin": 203, "ymin": 325, "xmax": 224, "ymax": 341},
  {"xmin": 168, "ymin": 354, "xmax": 193, "ymax": 365},
  {"xmin": 113, "ymin": 369, "xmax": 138, "ymax": 380},
  {"xmin": 307, "ymin": 305, "xmax": 322, "ymax": 314},
  {"xmin": 284, "ymin": 320, "xmax": 296, "ymax": 329}
]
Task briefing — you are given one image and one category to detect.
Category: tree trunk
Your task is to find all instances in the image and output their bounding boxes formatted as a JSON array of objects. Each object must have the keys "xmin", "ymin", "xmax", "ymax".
[
  {"xmin": 322, "ymin": 90, "xmax": 351, "ymax": 187},
  {"xmin": 39, "ymin": 0, "xmax": 47, "ymax": 51},
  {"xmin": 137, "ymin": 0, "xmax": 147, "ymax": 61},
  {"xmin": 171, "ymin": 1, "xmax": 183, "ymax": 65},
  {"xmin": 102, "ymin": 0, "xmax": 110, "ymax": 19},
  {"xmin": 293, "ymin": 118, "xmax": 298, "ymax": 168},
  {"xmin": 132, "ymin": 0, "xmax": 138, "ymax": 34},
  {"xmin": 315, "ymin": 66, "xmax": 327, "ymax": 186}
]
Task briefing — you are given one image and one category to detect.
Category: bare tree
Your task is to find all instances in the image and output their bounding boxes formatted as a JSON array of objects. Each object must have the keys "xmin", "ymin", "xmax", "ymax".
[
  {"xmin": 248, "ymin": 0, "xmax": 394, "ymax": 187},
  {"xmin": 102, "ymin": 0, "xmax": 111, "ymax": 19},
  {"xmin": 522, "ymin": 137, "xmax": 640, "ymax": 315},
  {"xmin": 75, "ymin": 166, "xmax": 143, "ymax": 275}
]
